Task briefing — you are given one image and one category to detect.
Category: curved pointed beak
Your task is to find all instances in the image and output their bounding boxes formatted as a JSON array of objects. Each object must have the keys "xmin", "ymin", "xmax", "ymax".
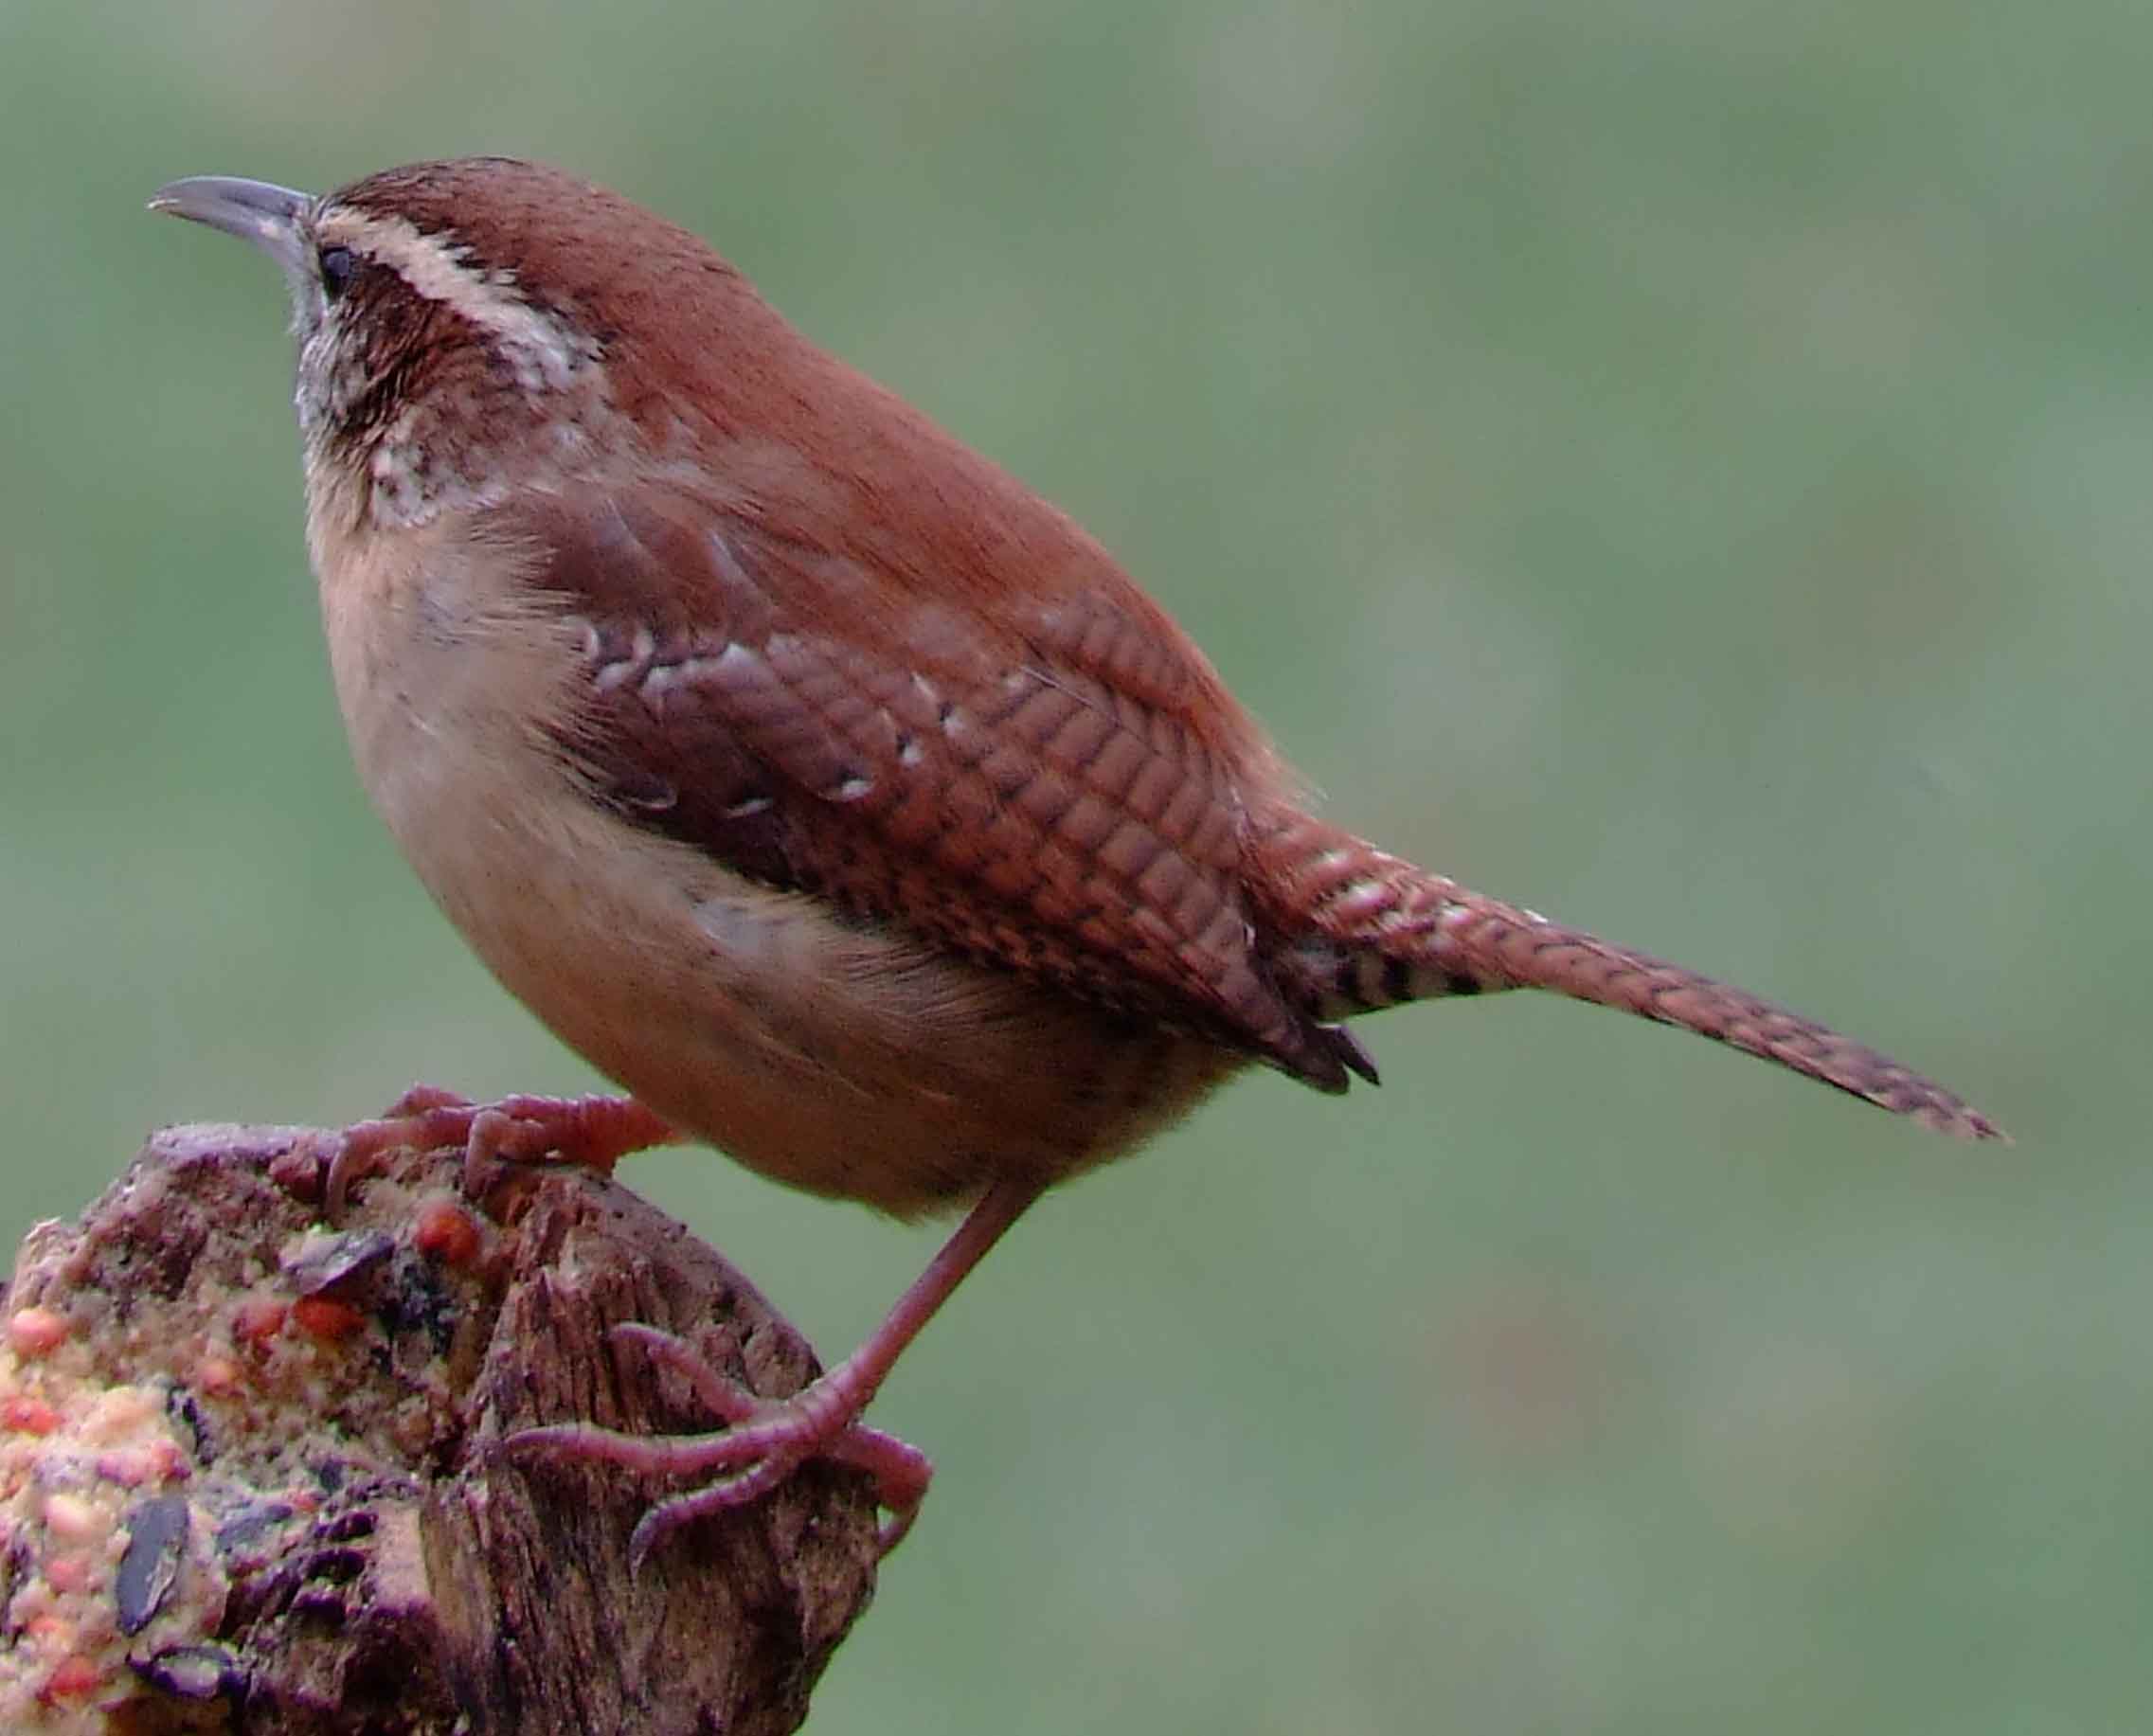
[{"xmin": 148, "ymin": 175, "xmax": 314, "ymax": 283}]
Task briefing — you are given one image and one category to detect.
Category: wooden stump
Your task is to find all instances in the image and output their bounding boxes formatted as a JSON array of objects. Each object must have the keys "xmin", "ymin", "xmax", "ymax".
[{"xmin": 0, "ymin": 1123, "xmax": 883, "ymax": 1733}]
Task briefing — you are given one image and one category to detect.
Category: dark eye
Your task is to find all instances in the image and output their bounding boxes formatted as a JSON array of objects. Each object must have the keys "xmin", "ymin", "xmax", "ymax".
[{"xmin": 317, "ymin": 245, "xmax": 357, "ymax": 299}]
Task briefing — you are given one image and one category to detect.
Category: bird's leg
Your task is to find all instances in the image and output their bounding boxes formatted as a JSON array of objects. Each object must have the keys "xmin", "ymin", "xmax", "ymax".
[
  {"xmin": 321, "ymin": 1085, "xmax": 677, "ymax": 1215},
  {"xmin": 504, "ymin": 1173, "xmax": 1047, "ymax": 1560}
]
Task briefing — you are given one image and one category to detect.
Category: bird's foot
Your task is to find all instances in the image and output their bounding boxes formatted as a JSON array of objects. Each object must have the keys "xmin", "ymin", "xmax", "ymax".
[
  {"xmin": 504, "ymin": 1177, "xmax": 1038, "ymax": 1563},
  {"xmin": 504, "ymin": 1322, "xmax": 931, "ymax": 1561},
  {"xmin": 318, "ymin": 1084, "xmax": 677, "ymax": 1215}
]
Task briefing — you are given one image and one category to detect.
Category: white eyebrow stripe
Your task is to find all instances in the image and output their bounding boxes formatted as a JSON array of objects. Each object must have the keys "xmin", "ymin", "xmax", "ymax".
[{"xmin": 318, "ymin": 207, "xmax": 593, "ymax": 388}]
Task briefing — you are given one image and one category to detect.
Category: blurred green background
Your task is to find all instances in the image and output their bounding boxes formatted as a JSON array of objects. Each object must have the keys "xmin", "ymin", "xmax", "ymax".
[{"xmin": 2, "ymin": 0, "xmax": 2144, "ymax": 1728}]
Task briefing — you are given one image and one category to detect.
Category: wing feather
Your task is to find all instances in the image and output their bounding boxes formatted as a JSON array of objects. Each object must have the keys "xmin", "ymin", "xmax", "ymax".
[{"xmin": 501, "ymin": 481, "xmax": 1351, "ymax": 1087}]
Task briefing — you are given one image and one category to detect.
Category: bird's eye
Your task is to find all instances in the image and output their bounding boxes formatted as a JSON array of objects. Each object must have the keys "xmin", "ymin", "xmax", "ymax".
[{"xmin": 317, "ymin": 245, "xmax": 357, "ymax": 300}]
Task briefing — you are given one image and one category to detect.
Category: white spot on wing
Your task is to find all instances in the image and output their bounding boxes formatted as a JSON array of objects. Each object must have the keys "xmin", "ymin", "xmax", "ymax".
[
  {"xmin": 707, "ymin": 528, "xmax": 749, "ymax": 582},
  {"xmin": 1326, "ymin": 882, "xmax": 1391, "ymax": 920}
]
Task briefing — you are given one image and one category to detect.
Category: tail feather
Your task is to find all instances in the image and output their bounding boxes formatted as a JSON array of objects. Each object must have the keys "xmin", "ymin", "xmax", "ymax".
[{"xmin": 1254, "ymin": 813, "xmax": 2003, "ymax": 1141}]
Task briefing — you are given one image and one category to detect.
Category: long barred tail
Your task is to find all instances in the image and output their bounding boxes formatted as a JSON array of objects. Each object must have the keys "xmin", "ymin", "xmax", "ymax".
[{"xmin": 1254, "ymin": 812, "xmax": 2003, "ymax": 1141}]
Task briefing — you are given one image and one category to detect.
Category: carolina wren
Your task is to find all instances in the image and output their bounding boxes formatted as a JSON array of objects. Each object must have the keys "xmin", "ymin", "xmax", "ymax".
[{"xmin": 149, "ymin": 158, "xmax": 1999, "ymax": 1556}]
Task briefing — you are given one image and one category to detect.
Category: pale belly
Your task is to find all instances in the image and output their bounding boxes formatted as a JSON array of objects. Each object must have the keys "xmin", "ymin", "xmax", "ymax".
[{"xmin": 324, "ymin": 570, "xmax": 1239, "ymax": 1217}]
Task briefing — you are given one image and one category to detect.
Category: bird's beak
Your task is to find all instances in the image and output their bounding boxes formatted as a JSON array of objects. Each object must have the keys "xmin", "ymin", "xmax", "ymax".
[{"xmin": 148, "ymin": 175, "xmax": 315, "ymax": 289}]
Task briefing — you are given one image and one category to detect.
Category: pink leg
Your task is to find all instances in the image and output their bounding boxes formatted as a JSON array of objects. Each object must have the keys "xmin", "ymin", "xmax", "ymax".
[
  {"xmin": 321, "ymin": 1085, "xmax": 677, "ymax": 1215},
  {"xmin": 504, "ymin": 1173, "xmax": 1046, "ymax": 1560}
]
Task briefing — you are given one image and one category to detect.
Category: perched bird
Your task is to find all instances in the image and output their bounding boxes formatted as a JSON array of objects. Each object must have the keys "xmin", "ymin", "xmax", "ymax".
[{"xmin": 149, "ymin": 158, "xmax": 2000, "ymax": 1557}]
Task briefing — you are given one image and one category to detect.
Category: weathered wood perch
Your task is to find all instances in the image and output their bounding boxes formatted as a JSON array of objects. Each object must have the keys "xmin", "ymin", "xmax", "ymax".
[{"xmin": 0, "ymin": 1122, "xmax": 883, "ymax": 1733}]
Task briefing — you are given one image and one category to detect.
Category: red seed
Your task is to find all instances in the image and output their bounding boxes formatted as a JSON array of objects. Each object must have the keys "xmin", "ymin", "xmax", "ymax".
[
  {"xmin": 42, "ymin": 1654, "xmax": 102, "ymax": 1701},
  {"xmin": 232, "ymin": 1298, "xmax": 289, "ymax": 1347},
  {"xmin": 195, "ymin": 1353, "xmax": 244, "ymax": 1397},
  {"xmin": 291, "ymin": 1297, "xmax": 366, "ymax": 1342},
  {"xmin": 9, "ymin": 1308, "xmax": 70, "ymax": 1357},
  {"xmin": 412, "ymin": 1196, "xmax": 482, "ymax": 1266},
  {"xmin": 3, "ymin": 1394, "xmax": 61, "ymax": 1435}
]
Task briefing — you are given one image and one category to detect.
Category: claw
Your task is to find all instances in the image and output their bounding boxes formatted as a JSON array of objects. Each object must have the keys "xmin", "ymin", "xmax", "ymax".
[
  {"xmin": 379, "ymin": 1083, "xmax": 474, "ymax": 1118},
  {"xmin": 608, "ymin": 1322, "xmax": 932, "ymax": 1555},
  {"xmin": 630, "ymin": 1459, "xmax": 803, "ymax": 1570},
  {"xmin": 315, "ymin": 1089, "xmax": 675, "ymax": 1217},
  {"xmin": 503, "ymin": 1324, "xmax": 933, "ymax": 1561},
  {"xmin": 498, "ymin": 1177, "xmax": 1043, "ymax": 1562}
]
